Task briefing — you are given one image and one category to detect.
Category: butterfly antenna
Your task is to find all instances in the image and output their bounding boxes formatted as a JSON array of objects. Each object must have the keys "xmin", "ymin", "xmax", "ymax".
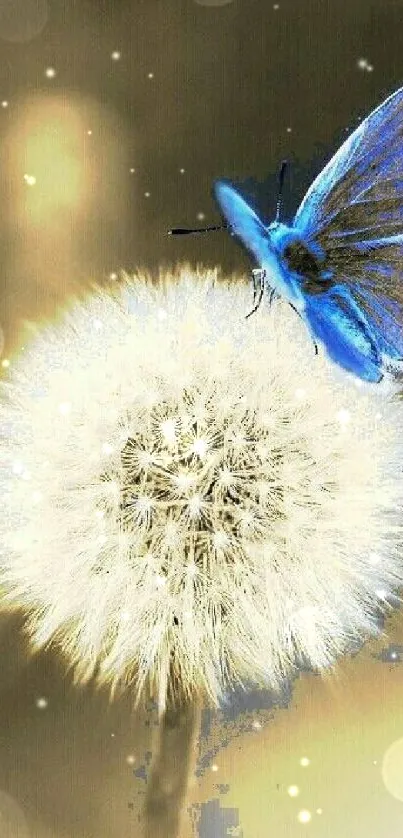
[
  {"xmin": 275, "ymin": 159, "xmax": 288, "ymax": 222},
  {"xmin": 168, "ymin": 224, "xmax": 229, "ymax": 236}
]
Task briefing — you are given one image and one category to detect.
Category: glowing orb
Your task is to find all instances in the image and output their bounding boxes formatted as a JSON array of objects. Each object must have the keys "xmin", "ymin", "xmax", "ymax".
[{"xmin": 382, "ymin": 738, "xmax": 403, "ymax": 801}]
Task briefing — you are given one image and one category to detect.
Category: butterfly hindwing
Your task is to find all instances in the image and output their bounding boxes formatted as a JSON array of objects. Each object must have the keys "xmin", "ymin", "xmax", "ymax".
[{"xmin": 303, "ymin": 285, "xmax": 383, "ymax": 382}]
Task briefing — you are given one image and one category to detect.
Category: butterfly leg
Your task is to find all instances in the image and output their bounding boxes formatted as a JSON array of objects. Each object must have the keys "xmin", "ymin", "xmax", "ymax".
[
  {"xmin": 246, "ymin": 269, "xmax": 266, "ymax": 319},
  {"xmin": 251, "ymin": 268, "xmax": 263, "ymax": 303},
  {"xmin": 267, "ymin": 286, "xmax": 277, "ymax": 308},
  {"xmin": 288, "ymin": 302, "xmax": 319, "ymax": 355}
]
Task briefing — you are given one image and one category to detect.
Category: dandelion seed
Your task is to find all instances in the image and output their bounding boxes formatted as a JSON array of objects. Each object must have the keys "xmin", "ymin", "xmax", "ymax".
[{"xmin": 0, "ymin": 267, "xmax": 402, "ymax": 714}]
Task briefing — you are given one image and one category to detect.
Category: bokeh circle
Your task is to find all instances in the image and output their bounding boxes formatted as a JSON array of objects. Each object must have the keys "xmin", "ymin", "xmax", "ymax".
[{"xmin": 382, "ymin": 737, "xmax": 403, "ymax": 801}]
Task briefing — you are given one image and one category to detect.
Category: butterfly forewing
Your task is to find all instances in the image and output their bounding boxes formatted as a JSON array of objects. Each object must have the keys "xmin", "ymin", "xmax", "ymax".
[
  {"xmin": 213, "ymin": 180, "xmax": 270, "ymax": 265},
  {"xmin": 294, "ymin": 85, "xmax": 403, "ymax": 239},
  {"xmin": 294, "ymin": 85, "xmax": 403, "ymax": 364}
]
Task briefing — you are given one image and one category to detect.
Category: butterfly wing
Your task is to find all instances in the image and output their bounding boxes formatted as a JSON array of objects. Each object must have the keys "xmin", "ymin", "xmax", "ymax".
[
  {"xmin": 293, "ymin": 85, "xmax": 403, "ymax": 360},
  {"xmin": 303, "ymin": 285, "xmax": 383, "ymax": 382},
  {"xmin": 213, "ymin": 180, "xmax": 270, "ymax": 265}
]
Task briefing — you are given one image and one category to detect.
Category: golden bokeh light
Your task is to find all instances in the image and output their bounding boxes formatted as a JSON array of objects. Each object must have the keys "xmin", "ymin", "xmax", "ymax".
[
  {"xmin": 1, "ymin": 92, "xmax": 131, "ymax": 344},
  {"xmin": 382, "ymin": 737, "xmax": 403, "ymax": 801},
  {"xmin": 7, "ymin": 96, "xmax": 91, "ymax": 225}
]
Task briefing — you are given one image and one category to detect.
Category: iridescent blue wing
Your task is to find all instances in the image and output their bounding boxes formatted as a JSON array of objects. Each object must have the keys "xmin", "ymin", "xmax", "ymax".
[
  {"xmin": 213, "ymin": 180, "xmax": 269, "ymax": 265},
  {"xmin": 293, "ymin": 85, "xmax": 403, "ymax": 359}
]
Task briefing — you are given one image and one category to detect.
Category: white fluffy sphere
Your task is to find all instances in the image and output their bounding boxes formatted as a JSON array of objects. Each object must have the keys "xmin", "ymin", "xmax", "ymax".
[{"xmin": 0, "ymin": 267, "xmax": 402, "ymax": 711}]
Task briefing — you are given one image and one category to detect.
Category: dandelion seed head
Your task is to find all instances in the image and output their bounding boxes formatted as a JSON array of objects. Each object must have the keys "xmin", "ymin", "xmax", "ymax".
[{"xmin": 0, "ymin": 267, "xmax": 403, "ymax": 712}]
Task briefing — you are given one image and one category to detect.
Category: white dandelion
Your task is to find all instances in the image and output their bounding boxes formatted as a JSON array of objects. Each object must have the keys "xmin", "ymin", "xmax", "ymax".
[
  {"xmin": 0, "ymin": 266, "xmax": 402, "ymax": 711},
  {"xmin": 1, "ymin": 266, "xmax": 403, "ymax": 837}
]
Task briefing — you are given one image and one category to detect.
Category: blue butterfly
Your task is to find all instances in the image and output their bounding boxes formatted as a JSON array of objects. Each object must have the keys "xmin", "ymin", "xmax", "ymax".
[
  {"xmin": 169, "ymin": 88, "xmax": 403, "ymax": 383},
  {"xmin": 211, "ymin": 86, "xmax": 403, "ymax": 383}
]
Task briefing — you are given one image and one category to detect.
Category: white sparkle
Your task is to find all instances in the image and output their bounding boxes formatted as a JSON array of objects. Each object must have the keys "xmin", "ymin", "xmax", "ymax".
[
  {"xmin": 24, "ymin": 174, "xmax": 36, "ymax": 186},
  {"xmin": 157, "ymin": 308, "xmax": 167, "ymax": 321},
  {"xmin": 300, "ymin": 756, "xmax": 310, "ymax": 767},
  {"xmin": 252, "ymin": 719, "xmax": 262, "ymax": 730},
  {"xmin": 192, "ymin": 437, "xmax": 208, "ymax": 458},
  {"xmin": 45, "ymin": 67, "xmax": 56, "ymax": 78},
  {"xmin": 1, "ymin": 100, "xmax": 9, "ymax": 108},
  {"xmin": 197, "ymin": 212, "xmax": 205, "ymax": 221},
  {"xmin": 144, "ymin": 191, "xmax": 151, "ymax": 198},
  {"xmin": 295, "ymin": 387, "xmax": 306, "ymax": 400},
  {"xmin": 130, "ymin": 167, "xmax": 136, "ymax": 174},
  {"xmin": 12, "ymin": 462, "xmax": 24, "ymax": 475},
  {"xmin": 286, "ymin": 126, "xmax": 292, "ymax": 133},
  {"xmin": 357, "ymin": 58, "xmax": 373, "ymax": 72},
  {"xmin": 87, "ymin": 130, "xmax": 92, "ymax": 136},
  {"xmin": 36, "ymin": 696, "xmax": 48, "ymax": 709},
  {"xmin": 109, "ymin": 272, "xmax": 118, "ymax": 281},
  {"xmin": 219, "ymin": 467, "xmax": 234, "ymax": 489},
  {"xmin": 175, "ymin": 471, "xmax": 195, "ymax": 493},
  {"xmin": 111, "ymin": 51, "xmax": 121, "ymax": 61},
  {"xmin": 93, "ymin": 319, "xmax": 103, "ymax": 330},
  {"xmin": 316, "ymin": 808, "xmax": 323, "ymax": 815},
  {"xmin": 287, "ymin": 785, "xmax": 300, "ymax": 797},
  {"xmin": 273, "ymin": 3, "xmax": 280, "ymax": 8},
  {"xmin": 155, "ymin": 574, "xmax": 167, "ymax": 588},
  {"xmin": 126, "ymin": 754, "xmax": 136, "ymax": 765},
  {"xmin": 180, "ymin": 168, "xmax": 185, "ymax": 174},
  {"xmin": 391, "ymin": 652, "xmax": 398, "ymax": 660},
  {"xmin": 211, "ymin": 764, "xmax": 219, "ymax": 772},
  {"xmin": 58, "ymin": 402, "xmax": 71, "ymax": 416},
  {"xmin": 1, "ymin": 359, "xmax": 9, "ymax": 368},
  {"xmin": 121, "ymin": 610, "xmax": 131, "ymax": 623},
  {"xmin": 297, "ymin": 810, "xmax": 312, "ymax": 824},
  {"xmin": 148, "ymin": 72, "xmax": 154, "ymax": 79}
]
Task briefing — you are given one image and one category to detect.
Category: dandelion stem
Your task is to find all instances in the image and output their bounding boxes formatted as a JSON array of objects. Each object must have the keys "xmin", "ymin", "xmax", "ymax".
[{"xmin": 143, "ymin": 695, "xmax": 201, "ymax": 838}]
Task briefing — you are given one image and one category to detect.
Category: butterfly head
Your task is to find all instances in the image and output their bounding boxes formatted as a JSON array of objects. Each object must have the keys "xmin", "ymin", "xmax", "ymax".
[{"xmin": 266, "ymin": 220, "xmax": 290, "ymax": 240}]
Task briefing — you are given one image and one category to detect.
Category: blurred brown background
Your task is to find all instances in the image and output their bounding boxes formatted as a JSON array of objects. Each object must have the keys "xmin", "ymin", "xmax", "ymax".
[{"xmin": 1, "ymin": 1, "xmax": 403, "ymax": 835}]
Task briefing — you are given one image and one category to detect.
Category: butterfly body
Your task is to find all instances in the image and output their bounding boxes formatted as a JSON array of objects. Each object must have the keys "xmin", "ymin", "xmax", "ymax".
[
  {"xmin": 213, "ymin": 85, "xmax": 403, "ymax": 383},
  {"xmin": 252, "ymin": 220, "xmax": 382, "ymax": 380}
]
